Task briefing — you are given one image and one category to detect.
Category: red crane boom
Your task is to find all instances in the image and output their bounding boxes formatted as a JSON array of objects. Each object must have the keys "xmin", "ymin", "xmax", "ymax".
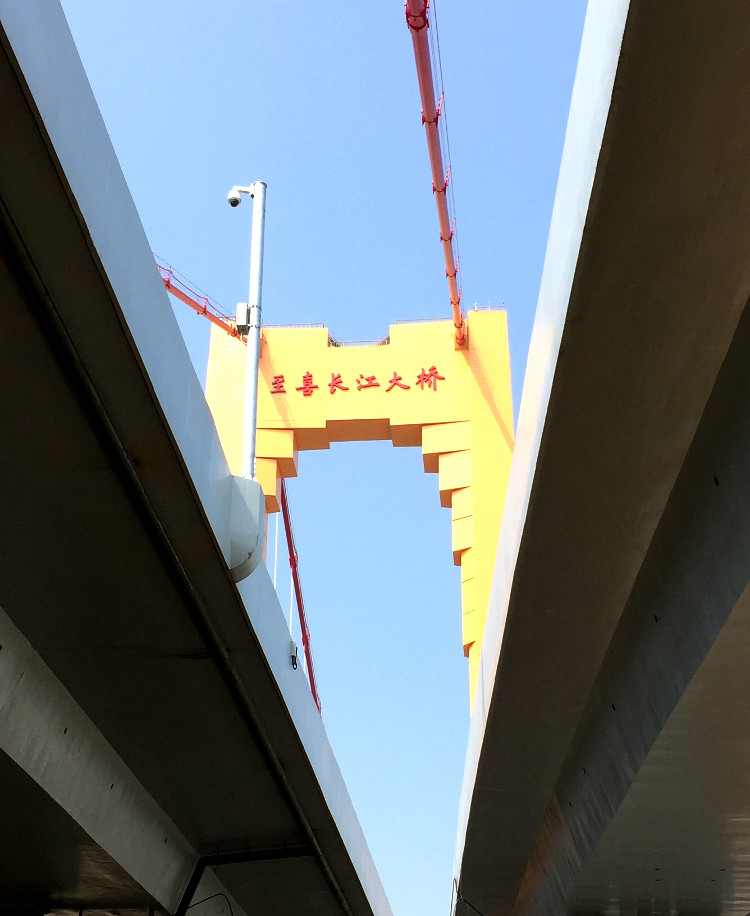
[{"xmin": 405, "ymin": 0, "xmax": 465, "ymax": 344}]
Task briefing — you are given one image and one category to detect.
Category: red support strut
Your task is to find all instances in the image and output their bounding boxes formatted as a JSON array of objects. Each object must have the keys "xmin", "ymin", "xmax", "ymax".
[
  {"xmin": 157, "ymin": 261, "xmax": 245, "ymax": 342},
  {"xmin": 280, "ymin": 480, "xmax": 322, "ymax": 713}
]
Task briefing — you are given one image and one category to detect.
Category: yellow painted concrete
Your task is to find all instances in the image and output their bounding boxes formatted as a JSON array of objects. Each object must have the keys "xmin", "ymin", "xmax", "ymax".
[
  {"xmin": 422, "ymin": 421, "xmax": 472, "ymax": 473},
  {"xmin": 452, "ymin": 514, "xmax": 474, "ymax": 557},
  {"xmin": 451, "ymin": 487, "xmax": 473, "ymax": 522},
  {"xmin": 205, "ymin": 312, "xmax": 514, "ymax": 705},
  {"xmin": 461, "ymin": 546, "xmax": 475, "ymax": 583},
  {"xmin": 438, "ymin": 450, "xmax": 473, "ymax": 508},
  {"xmin": 256, "ymin": 428, "xmax": 298, "ymax": 478},
  {"xmin": 254, "ymin": 457, "xmax": 280, "ymax": 513}
]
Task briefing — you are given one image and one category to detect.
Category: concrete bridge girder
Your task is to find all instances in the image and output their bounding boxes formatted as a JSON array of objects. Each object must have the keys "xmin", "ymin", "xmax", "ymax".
[
  {"xmin": 0, "ymin": 4, "xmax": 391, "ymax": 914},
  {"xmin": 455, "ymin": 1, "xmax": 750, "ymax": 913}
]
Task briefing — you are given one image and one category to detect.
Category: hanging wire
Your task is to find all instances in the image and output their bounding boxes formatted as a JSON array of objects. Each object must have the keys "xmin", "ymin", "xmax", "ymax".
[{"xmin": 451, "ymin": 877, "xmax": 489, "ymax": 916}]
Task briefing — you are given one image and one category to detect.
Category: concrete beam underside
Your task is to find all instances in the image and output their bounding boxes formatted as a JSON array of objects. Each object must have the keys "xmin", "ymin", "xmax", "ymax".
[
  {"xmin": 0, "ymin": 4, "xmax": 391, "ymax": 915},
  {"xmin": 456, "ymin": 1, "xmax": 750, "ymax": 914}
]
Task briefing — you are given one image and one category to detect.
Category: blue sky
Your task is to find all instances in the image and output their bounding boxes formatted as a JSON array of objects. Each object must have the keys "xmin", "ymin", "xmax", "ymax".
[{"xmin": 57, "ymin": 2, "xmax": 588, "ymax": 913}]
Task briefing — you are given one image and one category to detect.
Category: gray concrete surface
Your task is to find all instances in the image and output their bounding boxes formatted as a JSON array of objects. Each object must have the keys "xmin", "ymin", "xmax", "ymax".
[
  {"xmin": 455, "ymin": 1, "xmax": 750, "ymax": 913},
  {"xmin": 0, "ymin": 3, "xmax": 391, "ymax": 914}
]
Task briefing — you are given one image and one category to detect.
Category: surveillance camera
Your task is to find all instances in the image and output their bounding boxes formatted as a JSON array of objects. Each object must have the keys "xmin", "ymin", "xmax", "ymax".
[{"xmin": 227, "ymin": 184, "xmax": 261, "ymax": 208}]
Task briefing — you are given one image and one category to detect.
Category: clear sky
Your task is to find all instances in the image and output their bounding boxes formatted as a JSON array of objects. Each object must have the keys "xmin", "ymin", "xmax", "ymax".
[{"xmin": 57, "ymin": 2, "xmax": 588, "ymax": 913}]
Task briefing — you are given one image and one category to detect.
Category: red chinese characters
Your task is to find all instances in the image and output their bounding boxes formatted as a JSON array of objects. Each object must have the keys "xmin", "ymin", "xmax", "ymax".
[
  {"xmin": 415, "ymin": 366, "xmax": 445, "ymax": 391},
  {"xmin": 386, "ymin": 372, "xmax": 410, "ymax": 392},
  {"xmin": 295, "ymin": 372, "xmax": 319, "ymax": 397},
  {"xmin": 356, "ymin": 374, "xmax": 380, "ymax": 391},
  {"xmin": 328, "ymin": 373, "xmax": 349, "ymax": 394},
  {"xmin": 272, "ymin": 367, "xmax": 445, "ymax": 395}
]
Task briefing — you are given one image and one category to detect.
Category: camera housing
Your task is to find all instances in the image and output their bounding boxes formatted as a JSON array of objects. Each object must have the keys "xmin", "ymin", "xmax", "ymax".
[{"xmin": 227, "ymin": 184, "xmax": 259, "ymax": 209}]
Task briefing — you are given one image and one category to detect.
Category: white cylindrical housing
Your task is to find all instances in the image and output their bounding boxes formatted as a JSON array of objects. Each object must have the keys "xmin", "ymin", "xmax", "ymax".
[{"xmin": 242, "ymin": 181, "xmax": 267, "ymax": 480}]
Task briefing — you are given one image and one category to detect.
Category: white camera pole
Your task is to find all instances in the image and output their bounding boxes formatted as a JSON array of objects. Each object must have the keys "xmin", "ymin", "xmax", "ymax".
[
  {"xmin": 243, "ymin": 181, "xmax": 267, "ymax": 480},
  {"xmin": 228, "ymin": 182, "xmax": 267, "ymax": 480}
]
